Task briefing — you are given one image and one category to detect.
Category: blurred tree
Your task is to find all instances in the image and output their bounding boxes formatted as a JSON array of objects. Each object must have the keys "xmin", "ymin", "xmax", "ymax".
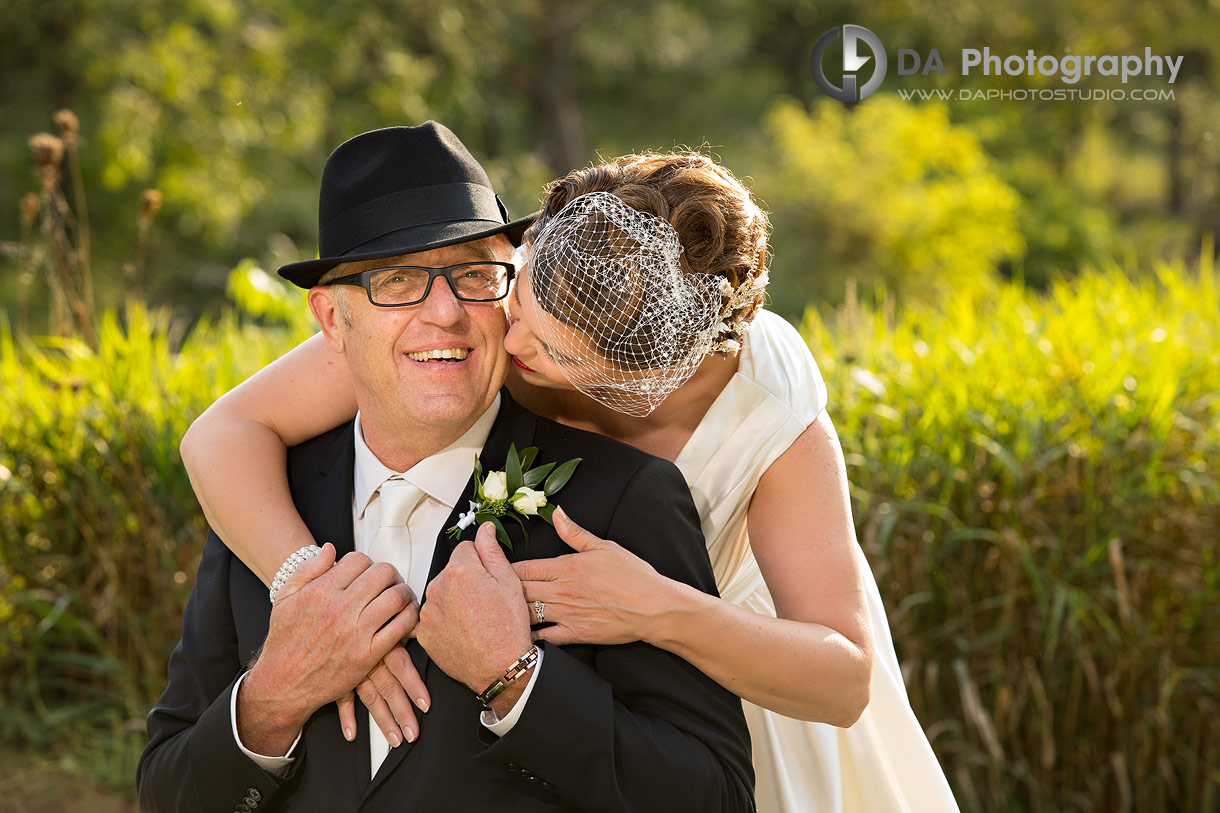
[
  {"xmin": 1, "ymin": 0, "xmax": 1218, "ymax": 320},
  {"xmin": 756, "ymin": 96, "xmax": 1024, "ymax": 312}
]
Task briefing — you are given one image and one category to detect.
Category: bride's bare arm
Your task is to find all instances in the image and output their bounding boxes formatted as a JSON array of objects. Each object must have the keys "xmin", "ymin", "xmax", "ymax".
[
  {"xmin": 180, "ymin": 332, "xmax": 358, "ymax": 584},
  {"xmin": 515, "ymin": 410, "xmax": 873, "ymax": 726}
]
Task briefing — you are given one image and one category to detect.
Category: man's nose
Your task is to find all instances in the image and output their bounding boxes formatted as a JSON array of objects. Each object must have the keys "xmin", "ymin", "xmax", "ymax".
[{"xmin": 415, "ymin": 273, "xmax": 465, "ymax": 326}]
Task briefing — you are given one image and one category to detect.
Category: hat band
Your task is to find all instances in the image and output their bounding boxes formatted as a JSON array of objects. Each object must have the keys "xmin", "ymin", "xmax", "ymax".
[{"xmin": 321, "ymin": 182, "xmax": 504, "ymax": 258}]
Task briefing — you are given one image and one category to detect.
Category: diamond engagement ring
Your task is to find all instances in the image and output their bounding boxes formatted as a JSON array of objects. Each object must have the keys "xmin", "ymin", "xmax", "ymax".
[{"xmin": 532, "ymin": 600, "xmax": 546, "ymax": 625}]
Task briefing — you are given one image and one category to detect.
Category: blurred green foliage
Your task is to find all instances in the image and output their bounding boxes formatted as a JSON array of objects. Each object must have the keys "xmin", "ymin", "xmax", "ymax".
[
  {"xmin": 759, "ymin": 96, "xmax": 1025, "ymax": 310},
  {"xmin": 3, "ymin": 257, "xmax": 1218, "ymax": 808},
  {"xmin": 3, "ymin": 0, "xmax": 1219, "ymax": 321},
  {"xmin": 0, "ymin": 280, "xmax": 310, "ymax": 794},
  {"xmin": 3, "ymin": 1, "xmax": 1220, "ymax": 807},
  {"xmin": 800, "ymin": 251, "xmax": 1220, "ymax": 812}
]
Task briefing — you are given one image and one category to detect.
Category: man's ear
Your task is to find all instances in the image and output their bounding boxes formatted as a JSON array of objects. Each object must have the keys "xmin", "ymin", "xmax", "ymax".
[{"xmin": 309, "ymin": 286, "xmax": 347, "ymax": 353}]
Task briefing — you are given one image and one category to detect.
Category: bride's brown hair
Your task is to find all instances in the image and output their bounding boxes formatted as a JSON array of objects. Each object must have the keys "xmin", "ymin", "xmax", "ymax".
[{"xmin": 524, "ymin": 151, "xmax": 771, "ymax": 352}]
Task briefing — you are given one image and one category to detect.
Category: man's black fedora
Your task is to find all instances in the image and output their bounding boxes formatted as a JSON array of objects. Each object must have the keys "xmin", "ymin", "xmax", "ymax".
[{"xmin": 277, "ymin": 121, "xmax": 537, "ymax": 288}]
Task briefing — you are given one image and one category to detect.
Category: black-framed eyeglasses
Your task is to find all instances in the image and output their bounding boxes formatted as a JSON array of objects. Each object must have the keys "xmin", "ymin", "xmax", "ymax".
[{"xmin": 326, "ymin": 261, "xmax": 515, "ymax": 307}]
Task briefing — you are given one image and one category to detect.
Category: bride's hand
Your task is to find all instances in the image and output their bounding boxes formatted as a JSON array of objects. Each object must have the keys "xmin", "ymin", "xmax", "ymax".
[
  {"xmin": 513, "ymin": 507, "xmax": 672, "ymax": 646},
  {"xmin": 272, "ymin": 549, "xmax": 430, "ymax": 745},
  {"xmin": 337, "ymin": 643, "xmax": 429, "ymax": 746}
]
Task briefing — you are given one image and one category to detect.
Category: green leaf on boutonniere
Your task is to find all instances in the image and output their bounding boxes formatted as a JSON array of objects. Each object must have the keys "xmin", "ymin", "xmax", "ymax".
[
  {"xmin": 446, "ymin": 447, "xmax": 580, "ymax": 550},
  {"xmin": 489, "ymin": 515, "xmax": 512, "ymax": 551},
  {"xmin": 504, "ymin": 511, "xmax": 530, "ymax": 545},
  {"xmin": 543, "ymin": 457, "xmax": 582, "ymax": 496},
  {"xmin": 506, "ymin": 443, "xmax": 523, "ymax": 495},
  {"xmin": 523, "ymin": 462, "xmax": 555, "ymax": 488},
  {"xmin": 473, "ymin": 456, "xmax": 485, "ymax": 499}
]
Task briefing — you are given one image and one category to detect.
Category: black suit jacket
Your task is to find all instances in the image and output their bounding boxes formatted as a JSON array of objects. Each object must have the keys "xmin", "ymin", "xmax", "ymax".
[{"xmin": 138, "ymin": 390, "xmax": 755, "ymax": 812}]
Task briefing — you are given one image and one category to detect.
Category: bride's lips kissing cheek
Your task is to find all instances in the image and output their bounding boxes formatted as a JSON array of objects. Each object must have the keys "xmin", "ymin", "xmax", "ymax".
[{"xmin": 512, "ymin": 356, "xmax": 536, "ymax": 373}]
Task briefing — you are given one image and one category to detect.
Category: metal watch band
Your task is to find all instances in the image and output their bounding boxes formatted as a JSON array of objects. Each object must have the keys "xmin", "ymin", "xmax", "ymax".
[{"xmin": 476, "ymin": 645, "xmax": 540, "ymax": 707}]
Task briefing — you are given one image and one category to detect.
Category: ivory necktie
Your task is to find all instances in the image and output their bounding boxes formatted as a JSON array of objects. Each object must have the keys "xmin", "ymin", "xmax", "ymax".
[
  {"xmin": 365, "ymin": 477, "xmax": 427, "ymax": 777},
  {"xmin": 367, "ymin": 478, "xmax": 428, "ymax": 596}
]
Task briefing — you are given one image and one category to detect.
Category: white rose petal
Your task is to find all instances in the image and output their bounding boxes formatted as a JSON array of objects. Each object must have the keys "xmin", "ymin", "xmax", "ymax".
[
  {"xmin": 511, "ymin": 487, "xmax": 547, "ymax": 516},
  {"xmin": 484, "ymin": 471, "xmax": 509, "ymax": 501}
]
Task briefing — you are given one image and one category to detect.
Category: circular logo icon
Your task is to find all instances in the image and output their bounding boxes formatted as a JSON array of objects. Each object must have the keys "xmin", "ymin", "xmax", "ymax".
[{"xmin": 810, "ymin": 25, "xmax": 887, "ymax": 102}]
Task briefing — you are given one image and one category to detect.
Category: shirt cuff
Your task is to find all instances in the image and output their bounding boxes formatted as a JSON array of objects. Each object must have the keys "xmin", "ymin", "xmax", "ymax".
[
  {"xmin": 480, "ymin": 648, "xmax": 545, "ymax": 736},
  {"xmin": 231, "ymin": 671, "xmax": 302, "ymax": 776}
]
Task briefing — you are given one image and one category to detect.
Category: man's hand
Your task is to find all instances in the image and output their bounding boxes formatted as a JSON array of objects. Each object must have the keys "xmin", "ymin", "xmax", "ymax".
[
  {"xmin": 275, "ymin": 551, "xmax": 431, "ymax": 747},
  {"xmin": 415, "ymin": 523, "xmax": 534, "ymax": 713},
  {"xmin": 236, "ymin": 544, "xmax": 417, "ymax": 755}
]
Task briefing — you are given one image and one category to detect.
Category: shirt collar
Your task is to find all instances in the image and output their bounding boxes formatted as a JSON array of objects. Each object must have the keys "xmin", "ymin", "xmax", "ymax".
[{"xmin": 353, "ymin": 393, "xmax": 501, "ymax": 519}]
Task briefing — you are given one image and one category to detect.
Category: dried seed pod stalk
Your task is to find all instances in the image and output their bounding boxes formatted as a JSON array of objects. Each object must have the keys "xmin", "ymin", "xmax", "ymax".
[{"xmin": 53, "ymin": 109, "xmax": 80, "ymax": 145}]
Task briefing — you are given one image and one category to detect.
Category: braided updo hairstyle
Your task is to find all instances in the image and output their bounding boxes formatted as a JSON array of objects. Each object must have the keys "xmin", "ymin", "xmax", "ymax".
[{"xmin": 523, "ymin": 151, "xmax": 771, "ymax": 354}]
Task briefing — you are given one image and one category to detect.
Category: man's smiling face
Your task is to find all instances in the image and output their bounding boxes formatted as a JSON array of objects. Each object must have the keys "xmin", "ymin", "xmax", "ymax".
[{"xmin": 311, "ymin": 235, "xmax": 513, "ymax": 437}]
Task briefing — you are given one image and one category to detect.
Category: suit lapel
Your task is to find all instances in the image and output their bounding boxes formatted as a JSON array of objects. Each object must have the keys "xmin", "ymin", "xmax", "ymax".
[
  {"xmin": 286, "ymin": 422, "xmax": 369, "ymax": 792},
  {"xmin": 295, "ymin": 421, "xmax": 358, "ymax": 558},
  {"xmin": 424, "ymin": 389, "xmax": 540, "ymax": 584},
  {"xmin": 362, "ymin": 390, "xmax": 538, "ymax": 800}
]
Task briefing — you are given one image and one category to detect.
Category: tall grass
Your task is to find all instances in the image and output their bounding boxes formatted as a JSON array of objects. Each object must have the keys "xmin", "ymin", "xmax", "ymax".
[
  {"xmin": 0, "ymin": 281, "xmax": 310, "ymax": 790},
  {"xmin": 1, "ymin": 257, "xmax": 1217, "ymax": 809},
  {"xmin": 802, "ymin": 253, "xmax": 1220, "ymax": 811}
]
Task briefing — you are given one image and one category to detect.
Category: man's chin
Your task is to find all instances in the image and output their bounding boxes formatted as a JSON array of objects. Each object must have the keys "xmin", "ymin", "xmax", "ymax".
[{"xmin": 397, "ymin": 387, "xmax": 496, "ymax": 426}]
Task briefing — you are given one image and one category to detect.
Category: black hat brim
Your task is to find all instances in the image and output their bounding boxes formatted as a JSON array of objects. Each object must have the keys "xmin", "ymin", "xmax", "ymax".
[{"xmin": 277, "ymin": 211, "xmax": 538, "ymax": 289}]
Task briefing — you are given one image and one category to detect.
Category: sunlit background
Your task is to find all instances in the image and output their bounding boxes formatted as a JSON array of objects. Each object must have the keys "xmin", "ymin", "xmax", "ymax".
[{"xmin": 1, "ymin": 2, "xmax": 1218, "ymax": 810}]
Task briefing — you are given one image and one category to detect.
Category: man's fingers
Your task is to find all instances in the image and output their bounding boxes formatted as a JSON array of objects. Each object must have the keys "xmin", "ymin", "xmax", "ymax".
[
  {"xmin": 473, "ymin": 522, "xmax": 515, "ymax": 580},
  {"xmin": 324, "ymin": 549, "xmax": 376, "ymax": 590},
  {"xmin": 375, "ymin": 602, "xmax": 423, "ymax": 652},
  {"xmin": 360, "ymin": 583, "xmax": 414, "ymax": 635},
  {"xmin": 348, "ymin": 560, "xmax": 406, "ymax": 605},
  {"xmin": 552, "ymin": 507, "xmax": 605, "ymax": 553},
  {"xmin": 448, "ymin": 538, "xmax": 481, "ymax": 569},
  {"xmin": 273, "ymin": 542, "xmax": 336, "ymax": 603},
  {"xmin": 336, "ymin": 689, "xmax": 358, "ymax": 742},
  {"xmin": 356, "ymin": 680, "xmax": 405, "ymax": 748},
  {"xmin": 384, "ymin": 645, "xmax": 430, "ymax": 713}
]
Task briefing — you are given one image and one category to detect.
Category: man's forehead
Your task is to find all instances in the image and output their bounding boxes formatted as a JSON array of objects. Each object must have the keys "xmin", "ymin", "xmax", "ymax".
[{"xmin": 338, "ymin": 235, "xmax": 513, "ymax": 274}]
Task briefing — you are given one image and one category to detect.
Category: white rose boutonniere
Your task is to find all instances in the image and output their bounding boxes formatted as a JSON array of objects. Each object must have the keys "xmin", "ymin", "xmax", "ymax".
[
  {"xmin": 483, "ymin": 471, "xmax": 509, "ymax": 501},
  {"xmin": 511, "ymin": 487, "xmax": 547, "ymax": 516},
  {"xmin": 446, "ymin": 443, "xmax": 581, "ymax": 551}
]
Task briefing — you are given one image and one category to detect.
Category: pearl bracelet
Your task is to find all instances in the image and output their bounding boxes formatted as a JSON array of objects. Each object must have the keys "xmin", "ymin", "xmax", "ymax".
[{"xmin": 268, "ymin": 545, "xmax": 323, "ymax": 604}]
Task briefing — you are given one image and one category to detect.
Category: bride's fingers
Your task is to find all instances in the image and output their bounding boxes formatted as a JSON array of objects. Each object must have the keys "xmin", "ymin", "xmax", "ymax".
[
  {"xmin": 336, "ymin": 690, "xmax": 358, "ymax": 742},
  {"xmin": 532, "ymin": 624, "xmax": 578, "ymax": 647},
  {"xmin": 384, "ymin": 644, "xmax": 430, "ymax": 713},
  {"xmin": 513, "ymin": 555, "xmax": 577, "ymax": 584},
  {"xmin": 551, "ymin": 506, "xmax": 609, "ymax": 552},
  {"xmin": 518, "ymin": 579, "xmax": 562, "ymax": 607},
  {"xmin": 368, "ymin": 662, "xmax": 419, "ymax": 743},
  {"xmin": 357, "ymin": 677, "xmax": 408, "ymax": 747}
]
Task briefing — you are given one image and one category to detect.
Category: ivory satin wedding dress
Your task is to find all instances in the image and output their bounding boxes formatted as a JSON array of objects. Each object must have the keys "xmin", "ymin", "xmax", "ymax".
[{"xmin": 673, "ymin": 310, "xmax": 959, "ymax": 813}]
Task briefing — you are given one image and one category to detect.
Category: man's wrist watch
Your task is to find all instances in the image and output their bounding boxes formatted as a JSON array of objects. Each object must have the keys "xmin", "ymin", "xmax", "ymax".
[{"xmin": 476, "ymin": 645, "xmax": 540, "ymax": 708}]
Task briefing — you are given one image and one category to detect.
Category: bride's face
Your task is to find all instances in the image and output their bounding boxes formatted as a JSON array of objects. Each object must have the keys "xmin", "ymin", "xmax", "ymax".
[{"xmin": 502, "ymin": 262, "xmax": 584, "ymax": 391}]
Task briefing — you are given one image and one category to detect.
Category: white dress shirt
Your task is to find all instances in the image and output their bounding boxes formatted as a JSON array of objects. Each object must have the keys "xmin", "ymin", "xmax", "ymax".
[{"xmin": 232, "ymin": 394, "xmax": 544, "ymax": 777}]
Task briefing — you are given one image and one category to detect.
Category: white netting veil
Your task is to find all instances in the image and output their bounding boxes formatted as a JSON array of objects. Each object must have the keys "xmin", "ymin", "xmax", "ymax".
[{"xmin": 521, "ymin": 192, "xmax": 723, "ymax": 416}]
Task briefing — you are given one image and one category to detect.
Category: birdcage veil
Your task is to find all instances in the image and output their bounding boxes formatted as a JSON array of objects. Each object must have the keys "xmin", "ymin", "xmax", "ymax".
[{"xmin": 519, "ymin": 192, "xmax": 724, "ymax": 416}]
